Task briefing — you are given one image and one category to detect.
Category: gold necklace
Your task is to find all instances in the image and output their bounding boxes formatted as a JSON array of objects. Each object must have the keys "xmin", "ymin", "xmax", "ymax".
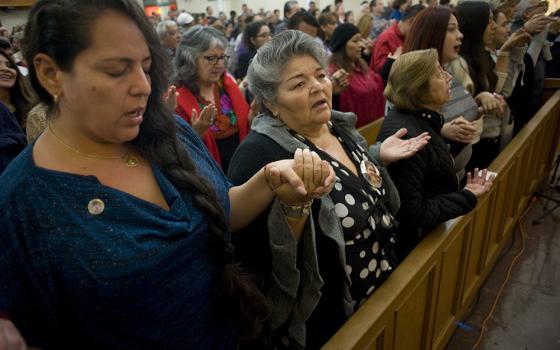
[{"xmin": 47, "ymin": 123, "xmax": 139, "ymax": 167}]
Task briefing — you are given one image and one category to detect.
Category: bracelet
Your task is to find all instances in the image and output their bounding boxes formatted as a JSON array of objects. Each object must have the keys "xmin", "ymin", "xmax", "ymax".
[{"xmin": 280, "ymin": 199, "xmax": 313, "ymax": 218}]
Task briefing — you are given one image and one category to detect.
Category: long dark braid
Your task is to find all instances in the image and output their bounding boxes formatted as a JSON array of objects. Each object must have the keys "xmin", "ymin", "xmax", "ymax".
[
  {"xmin": 136, "ymin": 92, "xmax": 270, "ymax": 338},
  {"xmin": 23, "ymin": 0, "xmax": 269, "ymax": 339}
]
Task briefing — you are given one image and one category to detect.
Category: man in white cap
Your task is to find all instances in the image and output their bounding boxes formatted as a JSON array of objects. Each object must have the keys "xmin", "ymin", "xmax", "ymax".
[{"xmin": 177, "ymin": 12, "xmax": 195, "ymax": 34}]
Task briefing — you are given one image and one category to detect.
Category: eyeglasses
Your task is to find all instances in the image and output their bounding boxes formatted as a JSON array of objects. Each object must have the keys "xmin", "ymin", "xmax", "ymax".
[{"xmin": 202, "ymin": 55, "xmax": 230, "ymax": 65}]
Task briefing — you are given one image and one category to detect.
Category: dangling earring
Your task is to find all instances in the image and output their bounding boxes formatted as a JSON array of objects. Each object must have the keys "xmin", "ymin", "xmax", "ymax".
[{"xmin": 50, "ymin": 83, "xmax": 61, "ymax": 104}]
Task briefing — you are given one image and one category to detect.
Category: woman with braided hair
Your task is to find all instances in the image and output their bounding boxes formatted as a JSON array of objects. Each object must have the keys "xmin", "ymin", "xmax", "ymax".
[{"xmin": 0, "ymin": 1, "xmax": 334, "ymax": 349}]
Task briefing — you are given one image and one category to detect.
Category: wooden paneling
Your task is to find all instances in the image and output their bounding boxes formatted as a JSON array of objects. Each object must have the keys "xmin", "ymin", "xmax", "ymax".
[
  {"xmin": 431, "ymin": 224, "xmax": 468, "ymax": 350},
  {"xmin": 394, "ymin": 268, "xmax": 435, "ymax": 350},
  {"xmin": 0, "ymin": 0, "xmax": 35, "ymax": 6},
  {"xmin": 484, "ymin": 189, "xmax": 502, "ymax": 268},
  {"xmin": 324, "ymin": 89, "xmax": 560, "ymax": 350},
  {"xmin": 461, "ymin": 197, "xmax": 491, "ymax": 306},
  {"xmin": 355, "ymin": 325, "xmax": 389, "ymax": 350}
]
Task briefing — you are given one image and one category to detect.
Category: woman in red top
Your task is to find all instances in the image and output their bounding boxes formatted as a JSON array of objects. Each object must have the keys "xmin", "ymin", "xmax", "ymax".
[
  {"xmin": 174, "ymin": 25, "xmax": 255, "ymax": 172},
  {"xmin": 328, "ymin": 23, "xmax": 385, "ymax": 128}
]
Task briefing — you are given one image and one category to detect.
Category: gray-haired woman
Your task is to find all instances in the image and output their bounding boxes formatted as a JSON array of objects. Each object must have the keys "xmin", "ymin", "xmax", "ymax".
[
  {"xmin": 174, "ymin": 26, "xmax": 255, "ymax": 172},
  {"xmin": 228, "ymin": 30, "xmax": 430, "ymax": 349},
  {"xmin": 156, "ymin": 20, "xmax": 180, "ymax": 57}
]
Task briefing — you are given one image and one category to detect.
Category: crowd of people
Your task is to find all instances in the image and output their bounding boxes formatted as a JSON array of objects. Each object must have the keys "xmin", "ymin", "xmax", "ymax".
[{"xmin": 0, "ymin": 0, "xmax": 559, "ymax": 349}]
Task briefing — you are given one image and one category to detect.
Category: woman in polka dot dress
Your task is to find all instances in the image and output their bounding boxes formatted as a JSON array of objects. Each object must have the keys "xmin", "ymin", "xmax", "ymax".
[{"xmin": 228, "ymin": 31, "xmax": 430, "ymax": 350}]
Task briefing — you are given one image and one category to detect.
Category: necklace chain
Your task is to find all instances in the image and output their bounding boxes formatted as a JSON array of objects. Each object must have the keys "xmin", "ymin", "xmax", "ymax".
[{"xmin": 47, "ymin": 123, "xmax": 139, "ymax": 167}]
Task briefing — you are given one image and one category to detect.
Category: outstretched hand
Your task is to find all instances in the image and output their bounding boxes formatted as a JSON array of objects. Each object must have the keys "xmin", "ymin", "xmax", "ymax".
[
  {"xmin": 191, "ymin": 105, "xmax": 216, "ymax": 136},
  {"xmin": 265, "ymin": 149, "xmax": 335, "ymax": 206},
  {"xmin": 379, "ymin": 128, "xmax": 431, "ymax": 166},
  {"xmin": 464, "ymin": 168, "xmax": 495, "ymax": 198},
  {"xmin": 500, "ymin": 28, "xmax": 532, "ymax": 52},
  {"xmin": 523, "ymin": 14, "xmax": 554, "ymax": 35},
  {"xmin": 163, "ymin": 85, "xmax": 179, "ymax": 111}
]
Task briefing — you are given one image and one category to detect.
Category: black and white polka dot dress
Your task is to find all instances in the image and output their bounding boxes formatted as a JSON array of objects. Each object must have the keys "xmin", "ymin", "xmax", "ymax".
[{"xmin": 292, "ymin": 123, "xmax": 398, "ymax": 309}]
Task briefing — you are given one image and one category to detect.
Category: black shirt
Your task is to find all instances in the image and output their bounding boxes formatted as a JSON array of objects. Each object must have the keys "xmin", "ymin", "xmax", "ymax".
[{"xmin": 0, "ymin": 101, "xmax": 26, "ymax": 175}]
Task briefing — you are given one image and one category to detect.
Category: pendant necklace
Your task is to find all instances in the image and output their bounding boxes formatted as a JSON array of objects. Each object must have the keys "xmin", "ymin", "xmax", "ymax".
[{"xmin": 48, "ymin": 123, "xmax": 139, "ymax": 167}]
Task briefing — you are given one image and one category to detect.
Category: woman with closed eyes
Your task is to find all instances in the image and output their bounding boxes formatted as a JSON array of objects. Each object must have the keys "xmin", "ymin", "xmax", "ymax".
[{"xmin": 0, "ymin": 2, "xmax": 335, "ymax": 348}]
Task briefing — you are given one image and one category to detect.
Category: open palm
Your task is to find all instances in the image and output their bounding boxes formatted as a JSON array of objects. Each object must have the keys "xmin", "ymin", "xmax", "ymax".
[{"xmin": 380, "ymin": 128, "xmax": 431, "ymax": 166}]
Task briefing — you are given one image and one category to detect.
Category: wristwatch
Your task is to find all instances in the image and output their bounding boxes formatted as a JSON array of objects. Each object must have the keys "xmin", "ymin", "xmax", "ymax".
[{"xmin": 280, "ymin": 200, "xmax": 313, "ymax": 218}]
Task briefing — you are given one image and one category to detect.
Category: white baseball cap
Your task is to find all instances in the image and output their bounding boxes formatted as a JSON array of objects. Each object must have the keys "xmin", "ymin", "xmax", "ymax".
[{"xmin": 177, "ymin": 12, "xmax": 194, "ymax": 26}]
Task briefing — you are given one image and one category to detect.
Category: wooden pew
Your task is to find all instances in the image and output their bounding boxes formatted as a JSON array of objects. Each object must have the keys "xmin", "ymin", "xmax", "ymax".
[
  {"xmin": 358, "ymin": 117, "xmax": 384, "ymax": 144},
  {"xmin": 323, "ymin": 90, "xmax": 560, "ymax": 350},
  {"xmin": 543, "ymin": 78, "xmax": 560, "ymax": 105}
]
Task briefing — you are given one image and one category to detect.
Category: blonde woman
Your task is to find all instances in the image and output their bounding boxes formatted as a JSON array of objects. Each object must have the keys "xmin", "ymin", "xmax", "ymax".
[{"xmin": 377, "ymin": 49, "xmax": 495, "ymax": 260}]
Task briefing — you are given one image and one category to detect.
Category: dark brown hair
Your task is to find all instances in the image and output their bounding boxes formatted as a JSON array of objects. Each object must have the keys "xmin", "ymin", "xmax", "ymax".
[
  {"xmin": 456, "ymin": 1, "xmax": 497, "ymax": 94},
  {"xmin": 24, "ymin": 0, "xmax": 268, "ymax": 339},
  {"xmin": 329, "ymin": 48, "xmax": 368, "ymax": 75},
  {"xmin": 243, "ymin": 20, "xmax": 268, "ymax": 51},
  {"xmin": 402, "ymin": 6, "xmax": 452, "ymax": 64},
  {"xmin": 0, "ymin": 49, "xmax": 35, "ymax": 126},
  {"xmin": 318, "ymin": 12, "xmax": 337, "ymax": 40}
]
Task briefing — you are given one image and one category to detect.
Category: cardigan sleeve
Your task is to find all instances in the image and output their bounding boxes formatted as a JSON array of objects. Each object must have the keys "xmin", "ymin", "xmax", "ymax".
[
  {"xmin": 447, "ymin": 57, "xmax": 475, "ymax": 95},
  {"xmin": 500, "ymin": 45, "xmax": 528, "ymax": 98},
  {"xmin": 227, "ymin": 132, "xmax": 322, "ymax": 344},
  {"xmin": 227, "ymin": 131, "xmax": 300, "ymax": 291}
]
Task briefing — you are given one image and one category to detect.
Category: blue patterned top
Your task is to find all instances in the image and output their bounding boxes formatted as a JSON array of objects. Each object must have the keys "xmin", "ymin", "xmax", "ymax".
[{"xmin": 0, "ymin": 118, "xmax": 236, "ymax": 349}]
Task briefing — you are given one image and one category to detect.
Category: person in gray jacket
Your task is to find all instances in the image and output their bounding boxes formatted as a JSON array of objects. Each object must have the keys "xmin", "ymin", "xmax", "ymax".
[{"xmin": 228, "ymin": 30, "xmax": 430, "ymax": 349}]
